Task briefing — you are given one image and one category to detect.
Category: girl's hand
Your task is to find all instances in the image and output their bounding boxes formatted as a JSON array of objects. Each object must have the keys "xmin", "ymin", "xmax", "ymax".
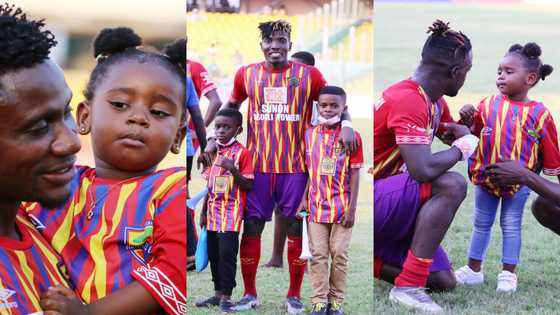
[
  {"xmin": 459, "ymin": 104, "xmax": 477, "ymax": 126},
  {"xmin": 40, "ymin": 286, "xmax": 88, "ymax": 315}
]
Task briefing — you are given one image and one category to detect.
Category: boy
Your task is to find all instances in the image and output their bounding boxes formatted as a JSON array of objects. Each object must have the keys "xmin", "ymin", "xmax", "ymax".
[
  {"xmin": 299, "ymin": 86, "xmax": 363, "ymax": 315},
  {"xmin": 196, "ymin": 108, "xmax": 254, "ymax": 313}
]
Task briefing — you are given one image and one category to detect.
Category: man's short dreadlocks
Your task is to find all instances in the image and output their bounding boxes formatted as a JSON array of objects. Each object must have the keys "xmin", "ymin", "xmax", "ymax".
[
  {"xmin": 421, "ymin": 20, "xmax": 471, "ymax": 68},
  {"xmin": 258, "ymin": 20, "xmax": 291, "ymax": 39},
  {"xmin": 0, "ymin": 3, "xmax": 57, "ymax": 75}
]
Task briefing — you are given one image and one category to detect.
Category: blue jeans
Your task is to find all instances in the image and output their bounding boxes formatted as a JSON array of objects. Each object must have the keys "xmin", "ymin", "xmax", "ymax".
[{"xmin": 467, "ymin": 186, "xmax": 531, "ymax": 265}]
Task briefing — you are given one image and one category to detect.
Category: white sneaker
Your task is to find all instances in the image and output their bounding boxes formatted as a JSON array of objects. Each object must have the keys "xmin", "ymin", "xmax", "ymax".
[
  {"xmin": 454, "ymin": 265, "xmax": 484, "ymax": 285},
  {"xmin": 389, "ymin": 286, "xmax": 443, "ymax": 314},
  {"xmin": 496, "ymin": 271, "xmax": 517, "ymax": 293}
]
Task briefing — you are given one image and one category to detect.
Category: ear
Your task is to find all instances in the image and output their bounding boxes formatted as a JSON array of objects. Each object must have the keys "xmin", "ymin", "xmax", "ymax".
[
  {"xmin": 289, "ymin": 40, "xmax": 293, "ymax": 51},
  {"xmin": 170, "ymin": 123, "xmax": 187, "ymax": 154},
  {"xmin": 449, "ymin": 65, "xmax": 460, "ymax": 79},
  {"xmin": 237, "ymin": 125, "xmax": 243, "ymax": 136},
  {"xmin": 526, "ymin": 72, "xmax": 538, "ymax": 86},
  {"xmin": 76, "ymin": 101, "xmax": 92, "ymax": 135},
  {"xmin": 343, "ymin": 105, "xmax": 348, "ymax": 113}
]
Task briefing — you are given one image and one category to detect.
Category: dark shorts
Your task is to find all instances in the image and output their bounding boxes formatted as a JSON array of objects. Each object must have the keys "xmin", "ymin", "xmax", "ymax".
[
  {"xmin": 374, "ymin": 172, "xmax": 451, "ymax": 272},
  {"xmin": 245, "ymin": 173, "xmax": 307, "ymax": 221}
]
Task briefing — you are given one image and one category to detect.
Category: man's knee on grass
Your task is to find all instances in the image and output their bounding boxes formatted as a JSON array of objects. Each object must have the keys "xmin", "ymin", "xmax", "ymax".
[
  {"xmin": 428, "ymin": 270, "xmax": 456, "ymax": 292},
  {"xmin": 432, "ymin": 171, "xmax": 468, "ymax": 205},
  {"xmin": 532, "ymin": 196, "xmax": 560, "ymax": 230}
]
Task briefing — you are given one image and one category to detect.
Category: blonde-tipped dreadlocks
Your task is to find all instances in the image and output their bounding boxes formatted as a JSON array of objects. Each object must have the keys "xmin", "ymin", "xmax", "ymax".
[{"xmin": 258, "ymin": 20, "xmax": 291, "ymax": 39}]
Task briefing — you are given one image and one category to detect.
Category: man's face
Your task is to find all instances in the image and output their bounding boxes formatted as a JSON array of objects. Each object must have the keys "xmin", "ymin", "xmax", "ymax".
[
  {"xmin": 261, "ymin": 31, "xmax": 292, "ymax": 67},
  {"xmin": 0, "ymin": 60, "xmax": 81, "ymax": 207},
  {"xmin": 445, "ymin": 50, "xmax": 473, "ymax": 97}
]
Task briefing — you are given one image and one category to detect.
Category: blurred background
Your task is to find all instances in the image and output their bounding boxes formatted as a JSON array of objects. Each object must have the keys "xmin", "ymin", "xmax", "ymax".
[
  {"xmin": 187, "ymin": 1, "xmax": 373, "ymax": 313},
  {"xmin": 374, "ymin": 1, "xmax": 560, "ymax": 314},
  {"xmin": 11, "ymin": 0, "xmax": 185, "ymax": 168}
]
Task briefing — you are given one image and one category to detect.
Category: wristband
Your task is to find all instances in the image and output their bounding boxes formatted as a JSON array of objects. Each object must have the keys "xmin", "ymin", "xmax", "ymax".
[
  {"xmin": 341, "ymin": 120, "xmax": 353, "ymax": 129},
  {"xmin": 206, "ymin": 129, "xmax": 216, "ymax": 140},
  {"xmin": 451, "ymin": 134, "xmax": 479, "ymax": 161}
]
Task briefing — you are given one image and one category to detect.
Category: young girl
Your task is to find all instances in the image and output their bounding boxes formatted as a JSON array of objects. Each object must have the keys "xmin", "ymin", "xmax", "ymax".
[
  {"xmin": 25, "ymin": 27, "xmax": 187, "ymax": 314},
  {"xmin": 455, "ymin": 42, "xmax": 560, "ymax": 293}
]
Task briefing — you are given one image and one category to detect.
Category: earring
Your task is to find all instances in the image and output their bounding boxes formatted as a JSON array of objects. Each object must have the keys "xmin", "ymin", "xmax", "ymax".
[{"xmin": 80, "ymin": 127, "xmax": 87, "ymax": 133}]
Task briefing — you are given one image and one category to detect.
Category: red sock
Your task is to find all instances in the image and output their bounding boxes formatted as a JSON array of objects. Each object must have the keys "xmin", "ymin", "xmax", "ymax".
[
  {"xmin": 394, "ymin": 250, "xmax": 432, "ymax": 287},
  {"xmin": 287, "ymin": 236, "xmax": 306, "ymax": 299},
  {"xmin": 374, "ymin": 257, "xmax": 383, "ymax": 279},
  {"xmin": 240, "ymin": 235, "xmax": 261, "ymax": 296}
]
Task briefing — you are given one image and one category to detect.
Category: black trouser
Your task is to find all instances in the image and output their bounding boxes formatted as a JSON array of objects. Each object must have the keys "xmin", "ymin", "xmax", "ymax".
[
  {"xmin": 187, "ymin": 209, "xmax": 197, "ymax": 257},
  {"xmin": 207, "ymin": 231, "xmax": 239, "ymax": 296},
  {"xmin": 187, "ymin": 156, "xmax": 193, "ymax": 183}
]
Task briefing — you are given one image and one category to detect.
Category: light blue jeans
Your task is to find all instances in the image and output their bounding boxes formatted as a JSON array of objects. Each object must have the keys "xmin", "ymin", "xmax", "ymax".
[{"xmin": 467, "ymin": 186, "xmax": 531, "ymax": 265}]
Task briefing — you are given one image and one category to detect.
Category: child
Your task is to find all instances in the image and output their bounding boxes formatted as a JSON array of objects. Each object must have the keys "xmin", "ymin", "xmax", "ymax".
[
  {"xmin": 195, "ymin": 108, "xmax": 254, "ymax": 313},
  {"xmin": 455, "ymin": 43, "xmax": 560, "ymax": 293},
  {"xmin": 26, "ymin": 27, "xmax": 187, "ymax": 314},
  {"xmin": 299, "ymin": 86, "xmax": 363, "ymax": 315}
]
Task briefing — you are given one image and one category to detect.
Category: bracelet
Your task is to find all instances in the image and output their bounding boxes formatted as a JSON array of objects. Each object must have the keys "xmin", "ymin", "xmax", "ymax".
[{"xmin": 341, "ymin": 120, "xmax": 353, "ymax": 128}]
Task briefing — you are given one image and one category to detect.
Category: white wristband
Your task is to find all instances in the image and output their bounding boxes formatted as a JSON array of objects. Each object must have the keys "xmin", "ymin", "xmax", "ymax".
[
  {"xmin": 451, "ymin": 134, "xmax": 479, "ymax": 161},
  {"xmin": 341, "ymin": 120, "xmax": 352, "ymax": 128},
  {"xmin": 206, "ymin": 129, "xmax": 216, "ymax": 140}
]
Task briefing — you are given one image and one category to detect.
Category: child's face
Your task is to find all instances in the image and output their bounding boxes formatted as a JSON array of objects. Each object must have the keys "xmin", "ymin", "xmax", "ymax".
[
  {"xmin": 79, "ymin": 60, "xmax": 185, "ymax": 176},
  {"xmin": 214, "ymin": 116, "xmax": 240, "ymax": 143},
  {"xmin": 496, "ymin": 53, "xmax": 537, "ymax": 98},
  {"xmin": 0, "ymin": 60, "xmax": 81, "ymax": 207},
  {"xmin": 317, "ymin": 94, "xmax": 346, "ymax": 119}
]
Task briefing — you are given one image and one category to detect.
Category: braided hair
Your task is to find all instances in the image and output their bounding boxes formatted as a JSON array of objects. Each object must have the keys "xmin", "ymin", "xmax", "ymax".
[
  {"xmin": 0, "ymin": 3, "xmax": 57, "ymax": 76},
  {"xmin": 258, "ymin": 20, "xmax": 291, "ymax": 39},
  {"xmin": 507, "ymin": 42, "xmax": 553, "ymax": 85},
  {"xmin": 421, "ymin": 20, "xmax": 472, "ymax": 68},
  {"xmin": 84, "ymin": 27, "xmax": 186, "ymax": 101}
]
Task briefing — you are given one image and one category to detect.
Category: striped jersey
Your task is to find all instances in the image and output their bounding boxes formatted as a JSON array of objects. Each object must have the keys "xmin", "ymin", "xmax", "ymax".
[
  {"xmin": 468, "ymin": 94, "xmax": 560, "ymax": 197},
  {"xmin": 23, "ymin": 166, "xmax": 187, "ymax": 315},
  {"xmin": 231, "ymin": 61, "xmax": 326, "ymax": 173},
  {"xmin": 203, "ymin": 141, "xmax": 254, "ymax": 232},
  {"xmin": 373, "ymin": 79, "xmax": 455, "ymax": 180},
  {"xmin": 0, "ymin": 212, "xmax": 70, "ymax": 315},
  {"xmin": 305, "ymin": 125, "xmax": 363, "ymax": 223}
]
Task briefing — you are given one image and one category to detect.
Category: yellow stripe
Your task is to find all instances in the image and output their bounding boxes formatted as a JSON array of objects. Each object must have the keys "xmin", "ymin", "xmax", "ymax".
[
  {"xmin": 13, "ymin": 253, "xmax": 42, "ymax": 311},
  {"xmin": 81, "ymin": 272, "xmax": 95, "ymax": 303},
  {"xmin": 373, "ymin": 147, "xmax": 399, "ymax": 176},
  {"xmin": 27, "ymin": 233, "xmax": 66, "ymax": 285},
  {"xmin": 274, "ymin": 71, "xmax": 282, "ymax": 172},
  {"xmin": 313, "ymin": 128, "xmax": 323, "ymax": 222}
]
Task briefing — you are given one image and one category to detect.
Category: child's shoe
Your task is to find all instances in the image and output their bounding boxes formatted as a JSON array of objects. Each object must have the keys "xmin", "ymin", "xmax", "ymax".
[
  {"xmin": 454, "ymin": 265, "xmax": 484, "ymax": 285},
  {"xmin": 194, "ymin": 295, "xmax": 220, "ymax": 307},
  {"xmin": 328, "ymin": 301, "xmax": 344, "ymax": 315},
  {"xmin": 310, "ymin": 302, "xmax": 328, "ymax": 315},
  {"xmin": 219, "ymin": 299, "xmax": 236, "ymax": 314},
  {"xmin": 496, "ymin": 270, "xmax": 517, "ymax": 293}
]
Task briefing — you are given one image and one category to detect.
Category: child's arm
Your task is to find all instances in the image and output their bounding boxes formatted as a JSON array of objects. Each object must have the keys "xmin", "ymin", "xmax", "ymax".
[
  {"xmin": 341, "ymin": 168, "xmax": 360, "ymax": 228},
  {"xmin": 216, "ymin": 157, "xmax": 253, "ymax": 190},
  {"xmin": 41, "ymin": 282, "xmax": 160, "ymax": 315},
  {"xmin": 200, "ymin": 195, "xmax": 209, "ymax": 227}
]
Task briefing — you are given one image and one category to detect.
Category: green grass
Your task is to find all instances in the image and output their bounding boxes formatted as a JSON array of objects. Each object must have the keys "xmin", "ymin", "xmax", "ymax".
[
  {"xmin": 187, "ymin": 118, "xmax": 373, "ymax": 314},
  {"xmin": 374, "ymin": 3, "xmax": 560, "ymax": 314}
]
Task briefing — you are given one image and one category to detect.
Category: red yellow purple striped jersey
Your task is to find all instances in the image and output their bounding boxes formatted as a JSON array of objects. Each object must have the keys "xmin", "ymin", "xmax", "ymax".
[
  {"xmin": 0, "ymin": 212, "xmax": 70, "ymax": 315},
  {"xmin": 305, "ymin": 125, "xmax": 364, "ymax": 223},
  {"xmin": 23, "ymin": 166, "xmax": 187, "ymax": 315},
  {"xmin": 187, "ymin": 59, "xmax": 217, "ymax": 98},
  {"xmin": 373, "ymin": 79, "xmax": 455, "ymax": 180},
  {"xmin": 231, "ymin": 61, "xmax": 326, "ymax": 174},
  {"xmin": 202, "ymin": 141, "xmax": 254, "ymax": 232},
  {"xmin": 468, "ymin": 94, "xmax": 560, "ymax": 197}
]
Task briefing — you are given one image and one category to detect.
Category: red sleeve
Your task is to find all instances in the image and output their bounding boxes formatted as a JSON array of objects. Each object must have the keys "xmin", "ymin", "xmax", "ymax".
[
  {"xmin": 193, "ymin": 62, "xmax": 217, "ymax": 97},
  {"xmin": 230, "ymin": 66, "xmax": 248, "ymax": 104},
  {"xmin": 349, "ymin": 132, "xmax": 364, "ymax": 168},
  {"xmin": 540, "ymin": 111, "xmax": 560, "ymax": 176},
  {"xmin": 471, "ymin": 98, "xmax": 487, "ymax": 136},
  {"xmin": 435, "ymin": 98, "xmax": 456, "ymax": 137},
  {"xmin": 309, "ymin": 66, "xmax": 327, "ymax": 102},
  {"xmin": 386, "ymin": 92, "xmax": 431, "ymax": 145},
  {"xmin": 238, "ymin": 148, "xmax": 254, "ymax": 179},
  {"xmin": 131, "ymin": 181, "xmax": 187, "ymax": 315}
]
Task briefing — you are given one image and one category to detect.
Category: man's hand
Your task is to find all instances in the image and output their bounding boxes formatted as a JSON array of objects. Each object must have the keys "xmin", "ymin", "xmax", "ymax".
[
  {"xmin": 199, "ymin": 212, "xmax": 207, "ymax": 228},
  {"xmin": 340, "ymin": 126, "xmax": 357, "ymax": 155},
  {"xmin": 40, "ymin": 285, "xmax": 88, "ymax": 315},
  {"xmin": 440, "ymin": 122, "xmax": 472, "ymax": 146},
  {"xmin": 341, "ymin": 211, "xmax": 355, "ymax": 228},
  {"xmin": 216, "ymin": 157, "xmax": 236, "ymax": 173},
  {"xmin": 486, "ymin": 161, "xmax": 529, "ymax": 186},
  {"xmin": 459, "ymin": 104, "xmax": 477, "ymax": 127}
]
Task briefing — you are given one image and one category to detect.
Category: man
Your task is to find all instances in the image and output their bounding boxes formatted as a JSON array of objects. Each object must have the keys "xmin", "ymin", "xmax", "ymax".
[
  {"xmin": 373, "ymin": 20, "xmax": 478, "ymax": 313},
  {"xmin": 202, "ymin": 20, "xmax": 356, "ymax": 314},
  {"xmin": 0, "ymin": 3, "xmax": 82, "ymax": 313},
  {"xmin": 265, "ymin": 50, "xmax": 317, "ymax": 269}
]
